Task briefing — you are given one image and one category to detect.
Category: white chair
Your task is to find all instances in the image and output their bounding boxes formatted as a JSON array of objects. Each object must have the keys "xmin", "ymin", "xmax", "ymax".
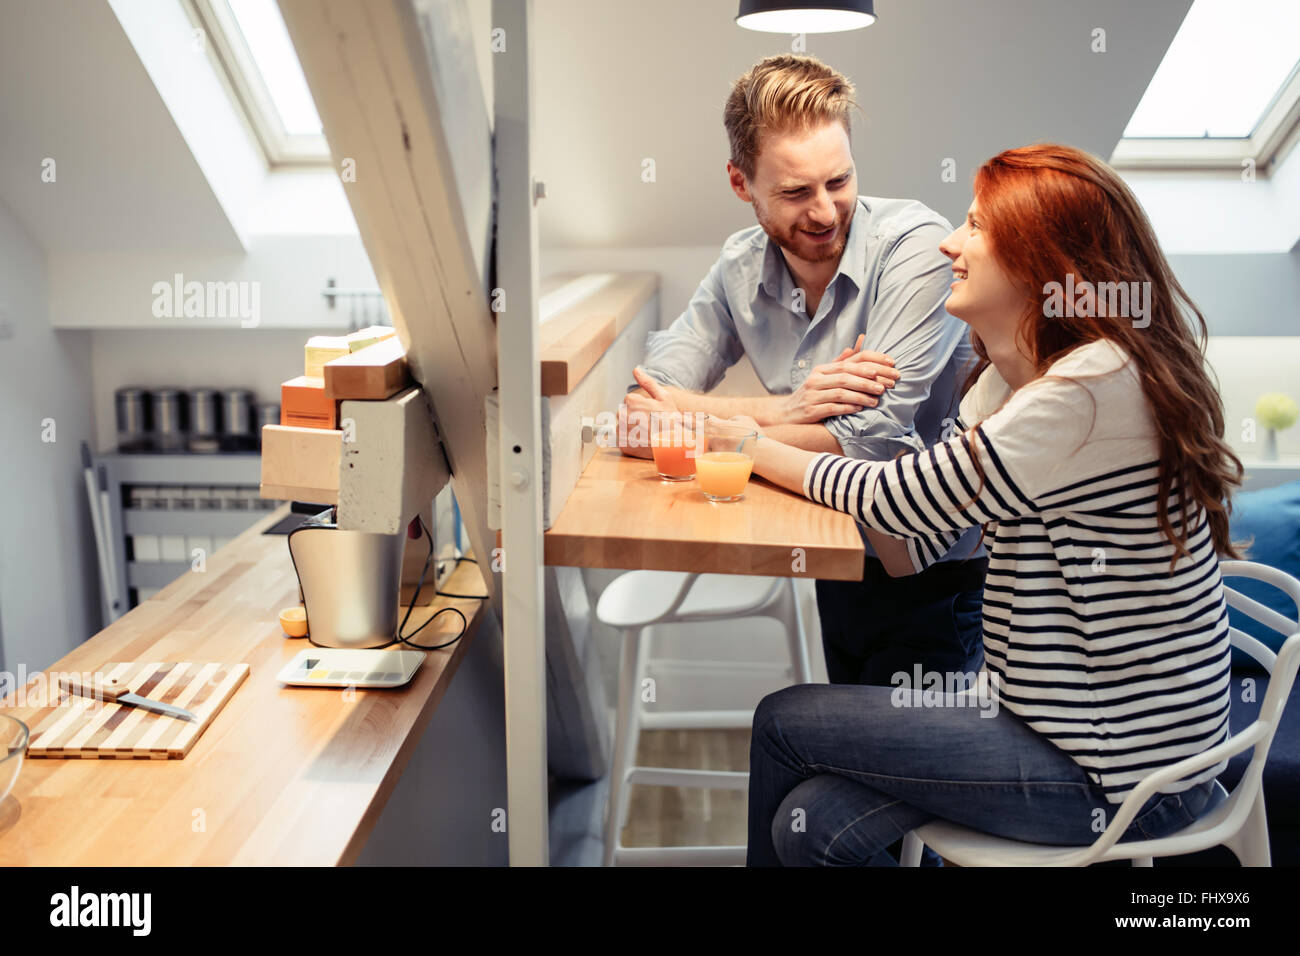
[
  {"xmin": 597, "ymin": 570, "xmax": 811, "ymax": 866},
  {"xmin": 901, "ymin": 560, "xmax": 1300, "ymax": 867}
]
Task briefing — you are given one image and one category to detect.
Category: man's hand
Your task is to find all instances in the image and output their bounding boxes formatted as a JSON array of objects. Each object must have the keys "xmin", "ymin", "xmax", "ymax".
[
  {"xmin": 620, "ymin": 367, "xmax": 702, "ymax": 457},
  {"xmin": 775, "ymin": 334, "xmax": 901, "ymax": 425},
  {"xmin": 626, "ymin": 367, "xmax": 678, "ymax": 419}
]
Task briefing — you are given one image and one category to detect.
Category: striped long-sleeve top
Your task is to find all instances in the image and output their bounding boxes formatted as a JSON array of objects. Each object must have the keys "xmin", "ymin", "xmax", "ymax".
[{"xmin": 802, "ymin": 338, "xmax": 1231, "ymax": 803}]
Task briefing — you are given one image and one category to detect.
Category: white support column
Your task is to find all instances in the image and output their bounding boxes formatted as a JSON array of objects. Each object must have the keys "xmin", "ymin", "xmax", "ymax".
[{"xmin": 492, "ymin": 0, "xmax": 549, "ymax": 867}]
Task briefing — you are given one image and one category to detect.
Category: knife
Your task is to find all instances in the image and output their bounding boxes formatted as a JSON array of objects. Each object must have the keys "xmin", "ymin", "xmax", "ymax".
[{"xmin": 59, "ymin": 674, "xmax": 197, "ymax": 722}]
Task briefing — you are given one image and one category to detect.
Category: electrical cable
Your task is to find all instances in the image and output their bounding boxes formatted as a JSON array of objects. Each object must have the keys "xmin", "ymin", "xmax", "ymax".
[
  {"xmin": 372, "ymin": 515, "xmax": 483, "ymax": 651},
  {"xmin": 434, "ymin": 555, "xmax": 489, "ymax": 599}
]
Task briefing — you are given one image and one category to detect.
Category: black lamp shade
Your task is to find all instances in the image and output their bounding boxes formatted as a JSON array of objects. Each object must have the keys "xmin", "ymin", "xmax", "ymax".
[{"xmin": 736, "ymin": 0, "xmax": 877, "ymax": 33}]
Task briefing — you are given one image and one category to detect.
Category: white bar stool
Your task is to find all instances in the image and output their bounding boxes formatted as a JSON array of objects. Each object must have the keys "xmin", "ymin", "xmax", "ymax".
[{"xmin": 597, "ymin": 570, "xmax": 811, "ymax": 866}]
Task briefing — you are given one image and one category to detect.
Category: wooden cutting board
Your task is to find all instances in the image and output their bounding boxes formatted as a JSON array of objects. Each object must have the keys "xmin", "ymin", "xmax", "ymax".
[{"xmin": 24, "ymin": 662, "xmax": 249, "ymax": 759}]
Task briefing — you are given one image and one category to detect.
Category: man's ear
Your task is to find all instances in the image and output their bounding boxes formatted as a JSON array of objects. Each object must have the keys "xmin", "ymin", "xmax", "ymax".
[{"xmin": 727, "ymin": 162, "xmax": 752, "ymax": 203}]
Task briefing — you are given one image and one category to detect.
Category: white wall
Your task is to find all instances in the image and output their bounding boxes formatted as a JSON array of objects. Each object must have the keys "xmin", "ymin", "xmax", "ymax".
[
  {"xmin": 1206, "ymin": 337, "xmax": 1300, "ymax": 461},
  {"xmin": 0, "ymin": 201, "xmax": 98, "ymax": 673}
]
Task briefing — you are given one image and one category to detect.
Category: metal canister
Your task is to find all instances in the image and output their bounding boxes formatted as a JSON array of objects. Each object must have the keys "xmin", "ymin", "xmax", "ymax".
[
  {"xmin": 188, "ymin": 388, "xmax": 221, "ymax": 453},
  {"xmin": 222, "ymin": 388, "xmax": 255, "ymax": 451},
  {"xmin": 114, "ymin": 387, "xmax": 150, "ymax": 452},
  {"xmin": 151, "ymin": 388, "xmax": 187, "ymax": 452}
]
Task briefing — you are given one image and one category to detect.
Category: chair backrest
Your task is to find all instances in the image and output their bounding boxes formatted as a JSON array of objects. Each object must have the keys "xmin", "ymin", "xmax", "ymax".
[
  {"xmin": 1217, "ymin": 560, "xmax": 1300, "ymax": 807},
  {"xmin": 1076, "ymin": 560, "xmax": 1300, "ymax": 865},
  {"xmin": 943, "ymin": 560, "xmax": 1300, "ymax": 866}
]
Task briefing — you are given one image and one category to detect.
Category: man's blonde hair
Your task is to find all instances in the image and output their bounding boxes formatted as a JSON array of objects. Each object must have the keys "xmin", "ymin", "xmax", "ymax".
[{"xmin": 724, "ymin": 54, "xmax": 860, "ymax": 183}]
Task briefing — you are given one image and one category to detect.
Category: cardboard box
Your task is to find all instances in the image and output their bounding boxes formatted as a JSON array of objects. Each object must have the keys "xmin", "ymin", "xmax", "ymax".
[
  {"xmin": 259, "ymin": 424, "xmax": 343, "ymax": 504},
  {"xmin": 323, "ymin": 336, "xmax": 409, "ymax": 401},
  {"xmin": 304, "ymin": 335, "xmax": 350, "ymax": 378},
  {"xmin": 281, "ymin": 375, "xmax": 337, "ymax": 429},
  {"xmin": 346, "ymin": 325, "xmax": 398, "ymax": 352}
]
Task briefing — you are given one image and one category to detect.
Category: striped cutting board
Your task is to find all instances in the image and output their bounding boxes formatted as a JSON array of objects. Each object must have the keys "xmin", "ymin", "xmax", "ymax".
[{"xmin": 24, "ymin": 662, "xmax": 249, "ymax": 759}]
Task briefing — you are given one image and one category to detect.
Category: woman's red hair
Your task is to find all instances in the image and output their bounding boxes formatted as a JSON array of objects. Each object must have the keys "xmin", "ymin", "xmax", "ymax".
[{"xmin": 965, "ymin": 143, "xmax": 1243, "ymax": 566}]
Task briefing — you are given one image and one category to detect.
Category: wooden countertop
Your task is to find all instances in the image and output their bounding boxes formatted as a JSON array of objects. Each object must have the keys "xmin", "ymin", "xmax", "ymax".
[
  {"xmin": 542, "ymin": 448, "xmax": 865, "ymax": 580},
  {"xmin": 0, "ymin": 506, "xmax": 488, "ymax": 866},
  {"xmin": 539, "ymin": 272, "xmax": 658, "ymax": 396}
]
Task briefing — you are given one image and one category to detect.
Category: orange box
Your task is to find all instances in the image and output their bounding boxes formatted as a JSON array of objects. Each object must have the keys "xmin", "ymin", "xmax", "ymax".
[{"xmin": 281, "ymin": 375, "xmax": 337, "ymax": 429}]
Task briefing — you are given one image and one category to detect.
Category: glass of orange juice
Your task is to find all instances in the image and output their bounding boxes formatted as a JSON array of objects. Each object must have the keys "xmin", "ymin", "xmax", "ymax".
[
  {"xmin": 697, "ymin": 417, "xmax": 757, "ymax": 502},
  {"xmin": 650, "ymin": 411, "xmax": 699, "ymax": 481}
]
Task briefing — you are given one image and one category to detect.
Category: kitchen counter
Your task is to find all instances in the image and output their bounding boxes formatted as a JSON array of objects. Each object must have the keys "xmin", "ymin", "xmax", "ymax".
[
  {"xmin": 0, "ymin": 505, "xmax": 489, "ymax": 866},
  {"xmin": 542, "ymin": 447, "xmax": 866, "ymax": 579}
]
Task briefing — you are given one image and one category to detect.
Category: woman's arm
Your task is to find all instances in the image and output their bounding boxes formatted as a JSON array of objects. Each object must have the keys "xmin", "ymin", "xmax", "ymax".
[
  {"xmin": 743, "ymin": 370, "xmax": 1086, "ymax": 573},
  {"xmin": 750, "ymin": 435, "xmax": 939, "ymax": 576},
  {"xmin": 749, "ymin": 434, "xmax": 818, "ymax": 496}
]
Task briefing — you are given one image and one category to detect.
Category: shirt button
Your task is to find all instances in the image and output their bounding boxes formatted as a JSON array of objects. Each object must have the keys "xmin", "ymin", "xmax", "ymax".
[{"xmin": 797, "ymin": 360, "xmax": 808, "ymax": 369}]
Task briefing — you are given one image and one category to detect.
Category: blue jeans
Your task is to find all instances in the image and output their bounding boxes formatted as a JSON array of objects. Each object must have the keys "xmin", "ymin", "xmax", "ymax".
[{"xmin": 747, "ymin": 682, "xmax": 1223, "ymax": 866}]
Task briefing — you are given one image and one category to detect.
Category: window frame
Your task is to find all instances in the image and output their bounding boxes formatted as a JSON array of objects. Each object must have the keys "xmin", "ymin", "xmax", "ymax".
[
  {"xmin": 186, "ymin": 0, "xmax": 331, "ymax": 166},
  {"xmin": 1112, "ymin": 58, "xmax": 1300, "ymax": 176}
]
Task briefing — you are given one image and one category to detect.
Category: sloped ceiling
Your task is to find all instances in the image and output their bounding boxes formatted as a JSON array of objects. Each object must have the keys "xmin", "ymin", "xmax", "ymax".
[
  {"xmin": 531, "ymin": 0, "xmax": 1193, "ymax": 246},
  {"xmin": 0, "ymin": 0, "xmax": 240, "ymax": 253},
  {"xmin": 0, "ymin": 0, "xmax": 1191, "ymax": 256}
]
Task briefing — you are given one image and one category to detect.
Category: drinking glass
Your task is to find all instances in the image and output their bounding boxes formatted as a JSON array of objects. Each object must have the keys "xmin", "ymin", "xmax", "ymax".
[
  {"xmin": 0, "ymin": 715, "xmax": 28, "ymax": 805},
  {"xmin": 649, "ymin": 411, "xmax": 700, "ymax": 481},
  {"xmin": 697, "ymin": 417, "xmax": 757, "ymax": 502}
]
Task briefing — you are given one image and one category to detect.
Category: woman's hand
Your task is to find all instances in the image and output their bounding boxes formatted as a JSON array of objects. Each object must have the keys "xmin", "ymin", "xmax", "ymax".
[{"xmin": 718, "ymin": 413, "xmax": 762, "ymax": 435}]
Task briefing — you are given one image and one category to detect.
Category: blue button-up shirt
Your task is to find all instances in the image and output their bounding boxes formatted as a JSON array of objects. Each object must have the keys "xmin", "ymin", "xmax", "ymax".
[{"xmin": 630, "ymin": 194, "xmax": 982, "ymax": 564}]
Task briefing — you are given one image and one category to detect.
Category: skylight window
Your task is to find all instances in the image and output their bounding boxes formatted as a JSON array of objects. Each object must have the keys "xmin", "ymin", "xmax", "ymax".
[
  {"xmin": 1112, "ymin": 0, "xmax": 1300, "ymax": 172},
  {"xmin": 191, "ymin": 0, "xmax": 330, "ymax": 164},
  {"xmin": 227, "ymin": 0, "xmax": 322, "ymax": 135}
]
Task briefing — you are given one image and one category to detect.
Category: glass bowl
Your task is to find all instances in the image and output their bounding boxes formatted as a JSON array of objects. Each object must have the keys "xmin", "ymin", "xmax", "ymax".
[{"xmin": 0, "ymin": 715, "xmax": 29, "ymax": 805}]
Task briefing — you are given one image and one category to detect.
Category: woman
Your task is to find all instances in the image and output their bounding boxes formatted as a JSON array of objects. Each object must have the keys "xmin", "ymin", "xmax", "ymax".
[{"xmin": 735, "ymin": 143, "xmax": 1243, "ymax": 866}]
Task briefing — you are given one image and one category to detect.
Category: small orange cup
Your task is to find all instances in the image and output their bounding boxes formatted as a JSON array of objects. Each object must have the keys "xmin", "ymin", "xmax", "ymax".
[{"xmin": 279, "ymin": 606, "xmax": 308, "ymax": 638}]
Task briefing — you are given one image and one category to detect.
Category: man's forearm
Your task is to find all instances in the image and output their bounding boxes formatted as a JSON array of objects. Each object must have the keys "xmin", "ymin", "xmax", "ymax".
[
  {"xmin": 625, "ymin": 385, "xmax": 841, "ymax": 452},
  {"xmin": 663, "ymin": 388, "xmax": 781, "ymax": 426}
]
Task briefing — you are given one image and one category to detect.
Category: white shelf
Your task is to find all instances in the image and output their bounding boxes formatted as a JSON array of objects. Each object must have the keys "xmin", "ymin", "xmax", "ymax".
[
  {"xmin": 1241, "ymin": 458, "xmax": 1300, "ymax": 490},
  {"xmin": 123, "ymin": 507, "xmax": 273, "ymax": 536}
]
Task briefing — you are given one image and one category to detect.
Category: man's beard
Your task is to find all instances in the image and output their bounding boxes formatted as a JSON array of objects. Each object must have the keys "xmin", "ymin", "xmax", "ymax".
[{"xmin": 755, "ymin": 202, "xmax": 846, "ymax": 264}]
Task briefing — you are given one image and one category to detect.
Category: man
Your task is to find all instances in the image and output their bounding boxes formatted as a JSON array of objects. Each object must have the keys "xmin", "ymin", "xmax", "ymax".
[{"xmin": 620, "ymin": 53, "xmax": 986, "ymax": 688}]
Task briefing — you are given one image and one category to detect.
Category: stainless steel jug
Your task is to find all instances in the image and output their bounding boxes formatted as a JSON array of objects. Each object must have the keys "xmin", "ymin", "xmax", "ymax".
[{"xmin": 286, "ymin": 508, "xmax": 406, "ymax": 648}]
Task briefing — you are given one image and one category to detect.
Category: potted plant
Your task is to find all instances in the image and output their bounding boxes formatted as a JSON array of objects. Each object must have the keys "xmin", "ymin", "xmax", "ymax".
[{"xmin": 1255, "ymin": 392, "xmax": 1299, "ymax": 461}]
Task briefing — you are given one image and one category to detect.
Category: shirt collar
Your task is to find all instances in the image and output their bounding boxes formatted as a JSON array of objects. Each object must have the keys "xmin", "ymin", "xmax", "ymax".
[{"xmin": 757, "ymin": 197, "xmax": 870, "ymax": 303}]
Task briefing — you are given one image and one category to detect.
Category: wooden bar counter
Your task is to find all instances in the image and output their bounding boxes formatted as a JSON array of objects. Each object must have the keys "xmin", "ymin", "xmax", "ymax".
[
  {"xmin": 0, "ymin": 506, "xmax": 489, "ymax": 866},
  {"xmin": 543, "ymin": 448, "xmax": 865, "ymax": 580}
]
